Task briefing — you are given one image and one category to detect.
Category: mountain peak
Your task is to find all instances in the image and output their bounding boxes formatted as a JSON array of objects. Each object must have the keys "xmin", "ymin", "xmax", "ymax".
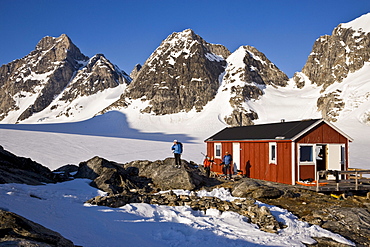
[{"xmin": 36, "ymin": 34, "xmax": 72, "ymax": 51}]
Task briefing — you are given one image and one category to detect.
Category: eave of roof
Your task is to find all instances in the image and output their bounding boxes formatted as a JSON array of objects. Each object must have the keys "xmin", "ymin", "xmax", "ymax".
[{"xmin": 204, "ymin": 119, "xmax": 354, "ymax": 142}]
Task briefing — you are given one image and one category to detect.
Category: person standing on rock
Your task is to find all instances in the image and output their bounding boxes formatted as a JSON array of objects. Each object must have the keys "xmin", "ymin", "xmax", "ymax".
[
  {"xmin": 222, "ymin": 152, "xmax": 233, "ymax": 179},
  {"xmin": 171, "ymin": 140, "xmax": 183, "ymax": 168}
]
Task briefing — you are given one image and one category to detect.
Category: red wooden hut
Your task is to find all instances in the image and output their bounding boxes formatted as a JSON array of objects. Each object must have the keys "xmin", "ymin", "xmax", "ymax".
[{"xmin": 204, "ymin": 119, "xmax": 353, "ymax": 185}]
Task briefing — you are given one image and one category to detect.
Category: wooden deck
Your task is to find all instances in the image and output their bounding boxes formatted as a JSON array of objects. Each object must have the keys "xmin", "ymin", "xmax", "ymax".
[{"xmin": 298, "ymin": 169, "xmax": 370, "ymax": 192}]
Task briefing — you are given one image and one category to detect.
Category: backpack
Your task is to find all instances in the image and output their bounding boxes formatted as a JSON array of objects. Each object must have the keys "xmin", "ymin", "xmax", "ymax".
[{"xmin": 178, "ymin": 142, "xmax": 183, "ymax": 153}]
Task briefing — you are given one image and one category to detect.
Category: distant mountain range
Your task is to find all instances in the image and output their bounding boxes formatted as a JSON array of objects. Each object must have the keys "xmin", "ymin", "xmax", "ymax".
[{"xmin": 1, "ymin": 13, "xmax": 370, "ymax": 127}]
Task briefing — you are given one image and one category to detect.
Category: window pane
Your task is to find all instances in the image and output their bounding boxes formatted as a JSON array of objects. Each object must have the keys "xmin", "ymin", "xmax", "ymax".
[
  {"xmin": 215, "ymin": 144, "xmax": 221, "ymax": 157},
  {"xmin": 300, "ymin": 146, "xmax": 313, "ymax": 162},
  {"xmin": 271, "ymin": 145, "xmax": 276, "ymax": 160}
]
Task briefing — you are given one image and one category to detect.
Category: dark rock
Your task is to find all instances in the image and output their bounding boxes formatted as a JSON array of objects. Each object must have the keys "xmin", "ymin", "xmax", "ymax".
[
  {"xmin": 123, "ymin": 158, "xmax": 206, "ymax": 191},
  {"xmin": 53, "ymin": 164, "xmax": 78, "ymax": 174},
  {"xmin": 231, "ymin": 179, "xmax": 262, "ymax": 197},
  {"xmin": 252, "ymin": 186, "xmax": 282, "ymax": 199},
  {"xmin": 0, "ymin": 145, "xmax": 65, "ymax": 185},
  {"xmin": 0, "ymin": 209, "xmax": 74, "ymax": 246},
  {"xmin": 74, "ymin": 156, "xmax": 144, "ymax": 194}
]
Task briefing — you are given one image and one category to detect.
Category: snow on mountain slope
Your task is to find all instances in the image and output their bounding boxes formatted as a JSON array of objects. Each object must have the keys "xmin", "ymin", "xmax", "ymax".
[{"xmin": 341, "ymin": 12, "xmax": 370, "ymax": 32}]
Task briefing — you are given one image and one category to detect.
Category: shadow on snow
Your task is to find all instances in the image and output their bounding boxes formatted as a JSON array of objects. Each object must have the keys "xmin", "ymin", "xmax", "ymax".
[{"xmin": 0, "ymin": 111, "xmax": 196, "ymax": 143}]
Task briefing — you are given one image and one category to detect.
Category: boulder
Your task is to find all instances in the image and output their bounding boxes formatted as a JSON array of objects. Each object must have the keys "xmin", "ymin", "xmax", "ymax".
[
  {"xmin": 0, "ymin": 209, "xmax": 74, "ymax": 246},
  {"xmin": 74, "ymin": 156, "xmax": 148, "ymax": 194},
  {"xmin": 231, "ymin": 179, "xmax": 261, "ymax": 197},
  {"xmin": 232, "ymin": 178, "xmax": 282, "ymax": 199},
  {"xmin": 252, "ymin": 186, "xmax": 283, "ymax": 199},
  {"xmin": 124, "ymin": 158, "xmax": 205, "ymax": 191}
]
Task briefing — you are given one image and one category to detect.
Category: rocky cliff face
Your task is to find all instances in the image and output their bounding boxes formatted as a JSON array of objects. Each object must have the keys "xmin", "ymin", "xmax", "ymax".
[
  {"xmin": 293, "ymin": 13, "xmax": 370, "ymax": 122},
  {"xmin": 108, "ymin": 29, "xmax": 230, "ymax": 115},
  {"xmin": 0, "ymin": 34, "xmax": 88, "ymax": 122},
  {"xmin": 222, "ymin": 46, "xmax": 289, "ymax": 126},
  {"xmin": 0, "ymin": 34, "xmax": 131, "ymax": 123},
  {"xmin": 299, "ymin": 26, "xmax": 370, "ymax": 90},
  {"xmin": 47, "ymin": 54, "xmax": 131, "ymax": 119}
]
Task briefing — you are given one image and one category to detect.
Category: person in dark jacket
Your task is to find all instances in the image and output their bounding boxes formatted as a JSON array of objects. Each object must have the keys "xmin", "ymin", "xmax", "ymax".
[
  {"xmin": 171, "ymin": 140, "xmax": 183, "ymax": 168},
  {"xmin": 222, "ymin": 152, "xmax": 232, "ymax": 179}
]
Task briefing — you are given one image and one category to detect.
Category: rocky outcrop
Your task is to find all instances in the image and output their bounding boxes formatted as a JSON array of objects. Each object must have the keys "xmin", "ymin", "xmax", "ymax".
[
  {"xmin": 74, "ymin": 156, "xmax": 149, "ymax": 194},
  {"xmin": 123, "ymin": 158, "xmax": 206, "ymax": 191},
  {"xmin": 47, "ymin": 54, "xmax": 131, "ymax": 118},
  {"xmin": 0, "ymin": 209, "xmax": 74, "ymax": 246},
  {"xmin": 107, "ymin": 29, "xmax": 229, "ymax": 115},
  {"xmin": 222, "ymin": 46, "xmax": 289, "ymax": 126},
  {"xmin": 86, "ymin": 190, "xmax": 281, "ymax": 233},
  {"xmin": 0, "ymin": 34, "xmax": 88, "ymax": 122},
  {"xmin": 232, "ymin": 179, "xmax": 283, "ymax": 199},
  {"xmin": 299, "ymin": 25, "xmax": 370, "ymax": 90},
  {"xmin": 0, "ymin": 145, "xmax": 65, "ymax": 185},
  {"xmin": 74, "ymin": 156, "xmax": 210, "ymax": 194}
]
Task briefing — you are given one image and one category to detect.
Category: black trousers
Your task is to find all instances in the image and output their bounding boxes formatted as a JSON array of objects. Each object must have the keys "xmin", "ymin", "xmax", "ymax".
[
  {"xmin": 205, "ymin": 166, "xmax": 211, "ymax": 177},
  {"xmin": 223, "ymin": 165, "xmax": 232, "ymax": 178},
  {"xmin": 174, "ymin": 153, "xmax": 181, "ymax": 167}
]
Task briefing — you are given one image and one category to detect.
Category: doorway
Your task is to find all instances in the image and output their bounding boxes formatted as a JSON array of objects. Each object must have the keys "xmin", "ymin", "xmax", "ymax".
[{"xmin": 233, "ymin": 142, "xmax": 240, "ymax": 174}]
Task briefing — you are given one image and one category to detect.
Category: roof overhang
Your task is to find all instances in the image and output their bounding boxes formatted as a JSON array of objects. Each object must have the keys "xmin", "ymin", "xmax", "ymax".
[{"xmin": 291, "ymin": 119, "xmax": 354, "ymax": 142}]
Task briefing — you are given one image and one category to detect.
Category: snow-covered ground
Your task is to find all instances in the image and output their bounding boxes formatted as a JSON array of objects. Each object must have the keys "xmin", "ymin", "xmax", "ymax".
[{"xmin": 0, "ymin": 180, "xmax": 354, "ymax": 246}]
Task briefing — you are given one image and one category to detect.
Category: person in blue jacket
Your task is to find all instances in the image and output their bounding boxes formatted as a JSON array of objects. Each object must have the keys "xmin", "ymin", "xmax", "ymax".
[
  {"xmin": 222, "ymin": 152, "xmax": 233, "ymax": 179},
  {"xmin": 171, "ymin": 140, "xmax": 183, "ymax": 168}
]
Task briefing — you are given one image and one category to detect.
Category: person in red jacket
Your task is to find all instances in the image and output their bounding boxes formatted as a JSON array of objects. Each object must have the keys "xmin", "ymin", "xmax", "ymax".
[{"xmin": 203, "ymin": 156, "xmax": 214, "ymax": 177}]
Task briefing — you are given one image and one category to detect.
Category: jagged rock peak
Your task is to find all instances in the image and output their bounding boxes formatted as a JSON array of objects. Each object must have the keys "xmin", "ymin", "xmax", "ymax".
[
  {"xmin": 119, "ymin": 29, "xmax": 229, "ymax": 115},
  {"xmin": 222, "ymin": 45, "xmax": 288, "ymax": 126},
  {"xmin": 34, "ymin": 34, "xmax": 87, "ymax": 63},
  {"xmin": 298, "ymin": 13, "xmax": 370, "ymax": 90},
  {"xmin": 226, "ymin": 45, "xmax": 288, "ymax": 87},
  {"xmin": 36, "ymin": 34, "xmax": 71, "ymax": 50},
  {"xmin": 160, "ymin": 29, "xmax": 231, "ymax": 58}
]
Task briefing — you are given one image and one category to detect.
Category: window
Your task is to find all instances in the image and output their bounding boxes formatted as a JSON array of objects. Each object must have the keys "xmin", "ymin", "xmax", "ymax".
[
  {"xmin": 214, "ymin": 143, "xmax": 221, "ymax": 158},
  {"xmin": 300, "ymin": 145, "xmax": 313, "ymax": 162},
  {"xmin": 269, "ymin": 142, "xmax": 277, "ymax": 164}
]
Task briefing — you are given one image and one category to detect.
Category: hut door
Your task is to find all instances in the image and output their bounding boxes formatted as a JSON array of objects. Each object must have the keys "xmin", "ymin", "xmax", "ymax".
[
  {"xmin": 233, "ymin": 143, "xmax": 240, "ymax": 172},
  {"xmin": 326, "ymin": 144, "xmax": 342, "ymax": 179}
]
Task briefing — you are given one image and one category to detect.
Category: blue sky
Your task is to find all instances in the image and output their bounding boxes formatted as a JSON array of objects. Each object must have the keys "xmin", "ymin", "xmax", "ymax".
[{"xmin": 1, "ymin": 0, "xmax": 370, "ymax": 77}]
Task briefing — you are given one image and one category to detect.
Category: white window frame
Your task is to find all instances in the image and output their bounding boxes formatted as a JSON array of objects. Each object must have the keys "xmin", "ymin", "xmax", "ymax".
[
  {"xmin": 299, "ymin": 144, "xmax": 315, "ymax": 164},
  {"xmin": 214, "ymin": 143, "xmax": 222, "ymax": 159},
  {"xmin": 269, "ymin": 142, "xmax": 277, "ymax": 164}
]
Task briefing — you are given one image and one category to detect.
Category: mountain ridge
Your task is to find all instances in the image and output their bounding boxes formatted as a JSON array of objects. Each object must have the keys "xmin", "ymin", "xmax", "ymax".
[{"xmin": 0, "ymin": 13, "xmax": 370, "ymax": 127}]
